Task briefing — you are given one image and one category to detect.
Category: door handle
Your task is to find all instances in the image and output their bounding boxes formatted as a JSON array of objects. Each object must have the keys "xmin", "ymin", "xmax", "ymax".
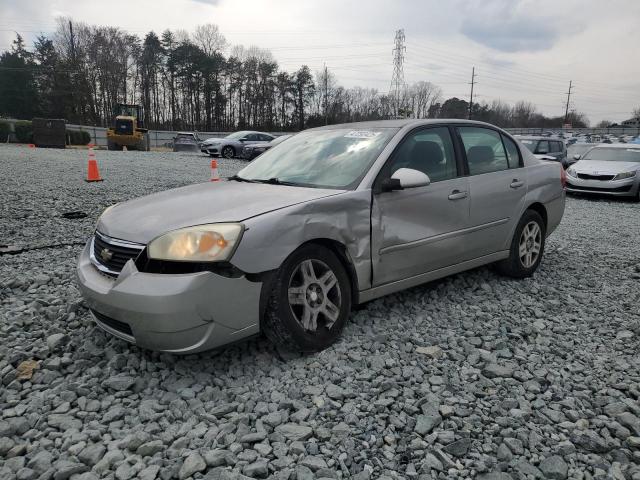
[
  {"xmin": 448, "ymin": 190, "xmax": 468, "ymax": 200},
  {"xmin": 510, "ymin": 180, "xmax": 524, "ymax": 189}
]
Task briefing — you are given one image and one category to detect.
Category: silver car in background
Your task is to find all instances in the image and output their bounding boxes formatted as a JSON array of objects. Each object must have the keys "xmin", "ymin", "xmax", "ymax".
[
  {"xmin": 241, "ymin": 134, "xmax": 293, "ymax": 160},
  {"xmin": 77, "ymin": 119, "xmax": 565, "ymax": 354},
  {"xmin": 566, "ymin": 144, "xmax": 640, "ymax": 200},
  {"xmin": 201, "ymin": 131, "xmax": 275, "ymax": 158}
]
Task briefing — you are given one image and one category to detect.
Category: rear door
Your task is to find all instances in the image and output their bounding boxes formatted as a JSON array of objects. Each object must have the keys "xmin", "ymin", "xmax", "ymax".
[
  {"xmin": 371, "ymin": 126, "xmax": 471, "ymax": 286},
  {"xmin": 456, "ymin": 127, "xmax": 527, "ymax": 259}
]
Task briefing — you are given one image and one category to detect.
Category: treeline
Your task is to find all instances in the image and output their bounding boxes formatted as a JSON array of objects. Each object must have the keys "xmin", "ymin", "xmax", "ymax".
[{"xmin": 0, "ymin": 18, "xmax": 589, "ymax": 130}]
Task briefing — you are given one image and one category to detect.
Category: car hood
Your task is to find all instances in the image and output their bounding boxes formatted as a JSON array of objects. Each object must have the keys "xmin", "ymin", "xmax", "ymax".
[
  {"xmin": 573, "ymin": 160, "xmax": 640, "ymax": 174},
  {"xmin": 97, "ymin": 181, "xmax": 344, "ymax": 244}
]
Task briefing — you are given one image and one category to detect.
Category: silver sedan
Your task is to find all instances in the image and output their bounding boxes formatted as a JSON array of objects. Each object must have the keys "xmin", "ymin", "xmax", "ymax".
[
  {"xmin": 77, "ymin": 119, "xmax": 565, "ymax": 354},
  {"xmin": 566, "ymin": 144, "xmax": 640, "ymax": 200},
  {"xmin": 200, "ymin": 131, "xmax": 274, "ymax": 158}
]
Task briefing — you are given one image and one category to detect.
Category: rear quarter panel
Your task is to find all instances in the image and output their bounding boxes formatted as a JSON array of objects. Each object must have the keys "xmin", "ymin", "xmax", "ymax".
[{"xmin": 513, "ymin": 153, "xmax": 565, "ymax": 248}]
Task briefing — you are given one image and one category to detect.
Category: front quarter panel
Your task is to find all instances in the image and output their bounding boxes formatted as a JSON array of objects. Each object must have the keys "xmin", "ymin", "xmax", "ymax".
[{"xmin": 231, "ymin": 190, "xmax": 372, "ymax": 290}]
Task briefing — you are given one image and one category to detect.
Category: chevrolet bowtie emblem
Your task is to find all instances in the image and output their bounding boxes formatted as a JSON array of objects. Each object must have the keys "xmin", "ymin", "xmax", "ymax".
[{"xmin": 100, "ymin": 248, "xmax": 113, "ymax": 262}]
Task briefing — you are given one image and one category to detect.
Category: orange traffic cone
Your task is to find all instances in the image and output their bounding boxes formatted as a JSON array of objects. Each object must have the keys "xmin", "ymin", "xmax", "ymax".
[
  {"xmin": 85, "ymin": 147, "xmax": 103, "ymax": 182},
  {"xmin": 210, "ymin": 159, "xmax": 220, "ymax": 182}
]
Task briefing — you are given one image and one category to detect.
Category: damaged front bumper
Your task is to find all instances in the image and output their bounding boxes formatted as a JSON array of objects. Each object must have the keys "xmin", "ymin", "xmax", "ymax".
[{"xmin": 76, "ymin": 242, "xmax": 262, "ymax": 354}]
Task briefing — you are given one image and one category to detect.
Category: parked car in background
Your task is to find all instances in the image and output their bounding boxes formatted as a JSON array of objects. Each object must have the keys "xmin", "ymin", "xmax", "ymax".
[
  {"xmin": 77, "ymin": 119, "xmax": 565, "ymax": 354},
  {"xmin": 241, "ymin": 134, "xmax": 293, "ymax": 160},
  {"xmin": 567, "ymin": 143, "xmax": 596, "ymax": 166},
  {"xmin": 566, "ymin": 144, "xmax": 640, "ymax": 200},
  {"xmin": 200, "ymin": 131, "xmax": 275, "ymax": 158},
  {"xmin": 172, "ymin": 132, "xmax": 201, "ymax": 152},
  {"xmin": 517, "ymin": 136, "xmax": 568, "ymax": 168}
]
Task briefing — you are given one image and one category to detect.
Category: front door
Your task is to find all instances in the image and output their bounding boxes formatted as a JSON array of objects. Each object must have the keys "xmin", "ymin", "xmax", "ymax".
[{"xmin": 372, "ymin": 126, "xmax": 470, "ymax": 286}]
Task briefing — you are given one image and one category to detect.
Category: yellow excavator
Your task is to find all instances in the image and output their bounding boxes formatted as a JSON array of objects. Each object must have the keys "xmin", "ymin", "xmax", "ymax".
[{"xmin": 106, "ymin": 103, "xmax": 150, "ymax": 151}]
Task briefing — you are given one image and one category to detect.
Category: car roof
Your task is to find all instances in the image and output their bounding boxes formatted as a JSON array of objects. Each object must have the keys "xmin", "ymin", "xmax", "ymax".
[
  {"xmin": 516, "ymin": 136, "xmax": 562, "ymax": 140},
  {"xmin": 307, "ymin": 118, "xmax": 510, "ymax": 131}
]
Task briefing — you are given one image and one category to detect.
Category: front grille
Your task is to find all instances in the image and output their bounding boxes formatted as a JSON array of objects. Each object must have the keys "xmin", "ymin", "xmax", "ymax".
[
  {"xmin": 92, "ymin": 232, "xmax": 144, "ymax": 276},
  {"xmin": 577, "ymin": 173, "xmax": 615, "ymax": 181},
  {"xmin": 91, "ymin": 309, "xmax": 133, "ymax": 337}
]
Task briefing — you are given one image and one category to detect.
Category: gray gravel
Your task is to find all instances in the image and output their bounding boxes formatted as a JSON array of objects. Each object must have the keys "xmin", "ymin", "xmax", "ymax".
[{"xmin": 1, "ymin": 144, "xmax": 639, "ymax": 480}]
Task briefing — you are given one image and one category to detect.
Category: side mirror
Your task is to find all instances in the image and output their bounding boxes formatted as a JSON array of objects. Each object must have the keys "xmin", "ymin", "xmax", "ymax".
[
  {"xmin": 382, "ymin": 168, "xmax": 431, "ymax": 192},
  {"xmin": 573, "ymin": 154, "xmax": 581, "ymax": 161},
  {"xmin": 239, "ymin": 137, "xmax": 248, "ymax": 142}
]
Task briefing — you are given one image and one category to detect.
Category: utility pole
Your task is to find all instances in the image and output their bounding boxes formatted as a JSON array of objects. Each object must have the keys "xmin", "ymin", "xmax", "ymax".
[
  {"xmin": 389, "ymin": 29, "xmax": 406, "ymax": 118},
  {"xmin": 69, "ymin": 20, "xmax": 75, "ymax": 60},
  {"xmin": 468, "ymin": 67, "xmax": 476, "ymax": 119},
  {"xmin": 564, "ymin": 80, "xmax": 573, "ymax": 124},
  {"xmin": 324, "ymin": 64, "xmax": 328, "ymax": 125}
]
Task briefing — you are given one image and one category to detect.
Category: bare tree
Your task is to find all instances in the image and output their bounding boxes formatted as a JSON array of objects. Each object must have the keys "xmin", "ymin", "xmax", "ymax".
[
  {"xmin": 192, "ymin": 24, "xmax": 227, "ymax": 56},
  {"xmin": 632, "ymin": 106, "xmax": 640, "ymax": 118}
]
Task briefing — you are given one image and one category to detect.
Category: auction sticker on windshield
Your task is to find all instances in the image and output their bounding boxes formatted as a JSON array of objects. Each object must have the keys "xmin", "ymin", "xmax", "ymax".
[{"xmin": 344, "ymin": 130, "xmax": 382, "ymax": 139}]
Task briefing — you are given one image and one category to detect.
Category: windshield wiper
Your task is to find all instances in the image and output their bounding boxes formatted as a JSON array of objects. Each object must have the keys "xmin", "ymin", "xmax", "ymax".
[
  {"xmin": 258, "ymin": 177, "xmax": 300, "ymax": 186},
  {"xmin": 228, "ymin": 174, "xmax": 260, "ymax": 183}
]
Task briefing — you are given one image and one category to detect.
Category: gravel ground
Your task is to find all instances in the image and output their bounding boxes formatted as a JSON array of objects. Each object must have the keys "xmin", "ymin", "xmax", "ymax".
[{"xmin": 1, "ymin": 144, "xmax": 639, "ymax": 480}]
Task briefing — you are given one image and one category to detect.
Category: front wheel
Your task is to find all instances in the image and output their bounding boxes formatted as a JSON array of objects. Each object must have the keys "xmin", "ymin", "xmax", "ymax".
[
  {"xmin": 263, "ymin": 245, "xmax": 351, "ymax": 352},
  {"xmin": 496, "ymin": 210, "xmax": 546, "ymax": 278},
  {"xmin": 222, "ymin": 146, "xmax": 235, "ymax": 159}
]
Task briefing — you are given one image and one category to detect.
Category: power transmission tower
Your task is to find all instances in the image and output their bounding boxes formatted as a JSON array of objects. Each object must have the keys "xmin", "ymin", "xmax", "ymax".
[
  {"xmin": 564, "ymin": 80, "xmax": 573, "ymax": 124},
  {"xmin": 389, "ymin": 29, "xmax": 406, "ymax": 118},
  {"xmin": 468, "ymin": 67, "xmax": 477, "ymax": 119}
]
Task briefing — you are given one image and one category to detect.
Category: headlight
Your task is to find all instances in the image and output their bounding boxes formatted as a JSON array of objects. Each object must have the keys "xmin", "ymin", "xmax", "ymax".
[
  {"xmin": 612, "ymin": 171, "xmax": 636, "ymax": 180},
  {"xmin": 567, "ymin": 168, "xmax": 577, "ymax": 178},
  {"xmin": 147, "ymin": 224, "xmax": 243, "ymax": 262}
]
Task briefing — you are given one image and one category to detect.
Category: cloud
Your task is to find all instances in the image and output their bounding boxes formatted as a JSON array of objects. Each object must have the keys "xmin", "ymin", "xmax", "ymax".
[
  {"xmin": 190, "ymin": 0, "xmax": 220, "ymax": 4},
  {"xmin": 459, "ymin": 0, "xmax": 579, "ymax": 52}
]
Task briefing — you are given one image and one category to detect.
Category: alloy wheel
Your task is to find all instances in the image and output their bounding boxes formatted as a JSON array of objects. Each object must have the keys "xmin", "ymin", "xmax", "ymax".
[
  {"xmin": 287, "ymin": 259, "xmax": 342, "ymax": 332},
  {"xmin": 222, "ymin": 146, "xmax": 234, "ymax": 159},
  {"xmin": 519, "ymin": 221, "xmax": 542, "ymax": 268}
]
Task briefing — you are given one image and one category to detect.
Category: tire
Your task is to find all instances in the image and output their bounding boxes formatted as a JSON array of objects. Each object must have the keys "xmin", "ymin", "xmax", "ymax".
[
  {"xmin": 107, "ymin": 141, "xmax": 121, "ymax": 151},
  {"xmin": 222, "ymin": 145, "xmax": 235, "ymax": 159},
  {"xmin": 263, "ymin": 244, "xmax": 352, "ymax": 352},
  {"xmin": 496, "ymin": 210, "xmax": 546, "ymax": 278}
]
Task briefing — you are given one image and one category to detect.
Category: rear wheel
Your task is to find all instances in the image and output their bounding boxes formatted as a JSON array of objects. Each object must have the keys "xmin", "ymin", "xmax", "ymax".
[
  {"xmin": 496, "ymin": 210, "xmax": 546, "ymax": 278},
  {"xmin": 222, "ymin": 146, "xmax": 235, "ymax": 159},
  {"xmin": 263, "ymin": 244, "xmax": 351, "ymax": 352},
  {"xmin": 107, "ymin": 141, "xmax": 122, "ymax": 151}
]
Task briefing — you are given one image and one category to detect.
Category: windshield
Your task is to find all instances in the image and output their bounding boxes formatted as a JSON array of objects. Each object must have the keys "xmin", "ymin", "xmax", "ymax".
[
  {"xmin": 237, "ymin": 128, "xmax": 399, "ymax": 189},
  {"xmin": 582, "ymin": 147, "xmax": 640, "ymax": 162},
  {"xmin": 226, "ymin": 131, "xmax": 250, "ymax": 140},
  {"xmin": 519, "ymin": 139, "xmax": 537, "ymax": 152}
]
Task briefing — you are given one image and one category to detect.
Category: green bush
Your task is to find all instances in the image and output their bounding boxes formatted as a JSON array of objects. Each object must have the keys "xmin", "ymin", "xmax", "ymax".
[
  {"xmin": 0, "ymin": 120, "xmax": 10, "ymax": 142},
  {"xmin": 67, "ymin": 130, "xmax": 91, "ymax": 145},
  {"xmin": 14, "ymin": 121, "xmax": 33, "ymax": 143}
]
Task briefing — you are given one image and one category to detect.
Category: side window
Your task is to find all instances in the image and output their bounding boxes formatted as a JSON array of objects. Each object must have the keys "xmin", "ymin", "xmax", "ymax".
[
  {"xmin": 502, "ymin": 134, "xmax": 521, "ymax": 169},
  {"xmin": 245, "ymin": 133, "xmax": 258, "ymax": 141},
  {"xmin": 262, "ymin": 134, "xmax": 275, "ymax": 141},
  {"xmin": 536, "ymin": 140, "xmax": 550, "ymax": 154},
  {"xmin": 385, "ymin": 127, "xmax": 458, "ymax": 183},
  {"xmin": 458, "ymin": 127, "xmax": 509, "ymax": 175}
]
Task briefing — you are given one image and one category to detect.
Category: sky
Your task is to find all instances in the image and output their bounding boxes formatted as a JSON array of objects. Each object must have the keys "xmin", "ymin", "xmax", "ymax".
[{"xmin": 1, "ymin": 0, "xmax": 639, "ymax": 124}]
